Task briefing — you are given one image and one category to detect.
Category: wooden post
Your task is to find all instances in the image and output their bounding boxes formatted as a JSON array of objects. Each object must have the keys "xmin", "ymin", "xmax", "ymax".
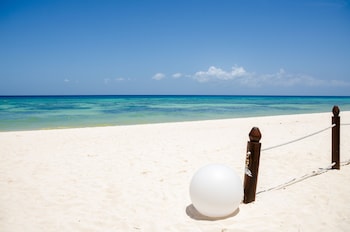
[
  {"xmin": 332, "ymin": 105, "xmax": 340, "ymax": 170},
  {"xmin": 243, "ymin": 127, "xmax": 262, "ymax": 203}
]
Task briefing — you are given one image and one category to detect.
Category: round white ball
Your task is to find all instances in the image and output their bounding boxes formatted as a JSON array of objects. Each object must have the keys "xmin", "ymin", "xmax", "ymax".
[{"xmin": 189, "ymin": 164, "xmax": 243, "ymax": 218}]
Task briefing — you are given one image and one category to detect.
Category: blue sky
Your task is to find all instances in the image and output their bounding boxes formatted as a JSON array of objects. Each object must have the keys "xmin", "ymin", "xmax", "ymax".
[{"xmin": 1, "ymin": 0, "xmax": 349, "ymax": 95}]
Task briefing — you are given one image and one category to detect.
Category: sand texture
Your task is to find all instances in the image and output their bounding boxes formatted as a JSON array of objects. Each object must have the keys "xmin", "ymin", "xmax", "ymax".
[{"xmin": 1, "ymin": 112, "xmax": 350, "ymax": 231}]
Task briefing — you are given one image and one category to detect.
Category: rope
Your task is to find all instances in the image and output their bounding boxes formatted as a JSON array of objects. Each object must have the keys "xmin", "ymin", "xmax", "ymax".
[
  {"xmin": 261, "ymin": 124, "xmax": 335, "ymax": 152},
  {"xmin": 247, "ymin": 122, "xmax": 349, "ymax": 194},
  {"xmin": 257, "ymin": 159, "xmax": 350, "ymax": 195},
  {"xmin": 341, "ymin": 159, "xmax": 350, "ymax": 166}
]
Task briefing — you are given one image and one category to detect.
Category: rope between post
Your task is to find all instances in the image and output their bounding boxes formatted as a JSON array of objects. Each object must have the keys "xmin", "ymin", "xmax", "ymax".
[
  {"xmin": 261, "ymin": 124, "xmax": 336, "ymax": 152},
  {"xmin": 341, "ymin": 123, "xmax": 350, "ymax": 126},
  {"xmin": 341, "ymin": 159, "xmax": 350, "ymax": 166},
  {"xmin": 257, "ymin": 163, "xmax": 335, "ymax": 194},
  {"xmin": 257, "ymin": 158, "xmax": 350, "ymax": 195}
]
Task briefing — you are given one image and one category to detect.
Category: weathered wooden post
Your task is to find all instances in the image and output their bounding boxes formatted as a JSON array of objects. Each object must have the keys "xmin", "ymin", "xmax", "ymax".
[
  {"xmin": 332, "ymin": 105, "xmax": 340, "ymax": 170},
  {"xmin": 243, "ymin": 127, "xmax": 262, "ymax": 203}
]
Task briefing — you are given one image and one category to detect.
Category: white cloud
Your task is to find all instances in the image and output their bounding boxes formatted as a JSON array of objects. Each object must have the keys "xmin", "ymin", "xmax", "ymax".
[
  {"xmin": 172, "ymin": 73, "xmax": 182, "ymax": 78},
  {"xmin": 151, "ymin": 65, "xmax": 350, "ymax": 91},
  {"xmin": 115, "ymin": 77, "xmax": 125, "ymax": 81},
  {"xmin": 193, "ymin": 66, "xmax": 248, "ymax": 82},
  {"xmin": 190, "ymin": 66, "xmax": 350, "ymax": 88},
  {"xmin": 152, "ymin": 73, "xmax": 165, "ymax": 80},
  {"xmin": 64, "ymin": 78, "xmax": 70, "ymax": 82}
]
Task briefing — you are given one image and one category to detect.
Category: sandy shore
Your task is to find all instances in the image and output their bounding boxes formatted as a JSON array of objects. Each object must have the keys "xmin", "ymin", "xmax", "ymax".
[{"xmin": 1, "ymin": 112, "xmax": 350, "ymax": 231}]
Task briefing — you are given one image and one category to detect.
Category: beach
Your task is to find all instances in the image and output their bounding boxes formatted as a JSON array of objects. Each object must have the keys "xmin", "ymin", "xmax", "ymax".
[{"xmin": 1, "ymin": 111, "xmax": 350, "ymax": 231}]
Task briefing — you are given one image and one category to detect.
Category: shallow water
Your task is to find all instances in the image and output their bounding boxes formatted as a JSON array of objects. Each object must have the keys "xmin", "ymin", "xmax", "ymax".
[{"xmin": 1, "ymin": 95, "xmax": 349, "ymax": 131}]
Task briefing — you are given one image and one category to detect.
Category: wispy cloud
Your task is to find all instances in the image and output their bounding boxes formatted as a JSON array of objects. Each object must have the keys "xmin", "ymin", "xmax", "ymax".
[
  {"xmin": 247, "ymin": 68, "xmax": 350, "ymax": 87},
  {"xmin": 64, "ymin": 78, "xmax": 70, "ymax": 83},
  {"xmin": 189, "ymin": 66, "xmax": 350, "ymax": 88},
  {"xmin": 172, "ymin": 73, "xmax": 183, "ymax": 78},
  {"xmin": 253, "ymin": 68, "xmax": 326, "ymax": 87},
  {"xmin": 102, "ymin": 77, "xmax": 131, "ymax": 84},
  {"xmin": 152, "ymin": 73, "xmax": 165, "ymax": 80},
  {"xmin": 329, "ymin": 79, "xmax": 350, "ymax": 87},
  {"xmin": 104, "ymin": 78, "xmax": 111, "ymax": 84}
]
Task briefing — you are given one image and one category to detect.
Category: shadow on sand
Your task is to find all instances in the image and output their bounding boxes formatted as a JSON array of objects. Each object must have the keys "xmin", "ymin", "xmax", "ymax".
[{"xmin": 186, "ymin": 204, "xmax": 240, "ymax": 221}]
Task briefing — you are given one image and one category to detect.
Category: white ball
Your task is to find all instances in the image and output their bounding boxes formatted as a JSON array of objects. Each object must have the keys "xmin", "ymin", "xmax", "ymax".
[{"xmin": 189, "ymin": 164, "xmax": 243, "ymax": 218}]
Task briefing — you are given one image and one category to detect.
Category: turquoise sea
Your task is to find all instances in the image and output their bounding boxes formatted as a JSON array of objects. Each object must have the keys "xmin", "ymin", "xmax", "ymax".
[{"xmin": 1, "ymin": 95, "xmax": 350, "ymax": 131}]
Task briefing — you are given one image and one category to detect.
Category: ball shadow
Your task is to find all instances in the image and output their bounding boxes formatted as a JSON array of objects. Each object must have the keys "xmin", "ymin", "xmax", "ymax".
[{"xmin": 185, "ymin": 204, "xmax": 240, "ymax": 221}]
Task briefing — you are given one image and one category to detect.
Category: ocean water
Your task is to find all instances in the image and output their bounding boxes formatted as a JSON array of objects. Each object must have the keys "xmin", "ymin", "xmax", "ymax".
[{"xmin": 1, "ymin": 95, "xmax": 350, "ymax": 131}]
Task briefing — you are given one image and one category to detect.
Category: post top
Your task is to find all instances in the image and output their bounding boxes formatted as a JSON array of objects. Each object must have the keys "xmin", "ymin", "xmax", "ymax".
[
  {"xmin": 332, "ymin": 105, "xmax": 340, "ymax": 116},
  {"xmin": 249, "ymin": 127, "xmax": 262, "ymax": 142}
]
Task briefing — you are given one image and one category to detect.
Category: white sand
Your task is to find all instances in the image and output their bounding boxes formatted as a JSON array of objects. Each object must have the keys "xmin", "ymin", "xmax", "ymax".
[{"xmin": 1, "ymin": 112, "xmax": 350, "ymax": 231}]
